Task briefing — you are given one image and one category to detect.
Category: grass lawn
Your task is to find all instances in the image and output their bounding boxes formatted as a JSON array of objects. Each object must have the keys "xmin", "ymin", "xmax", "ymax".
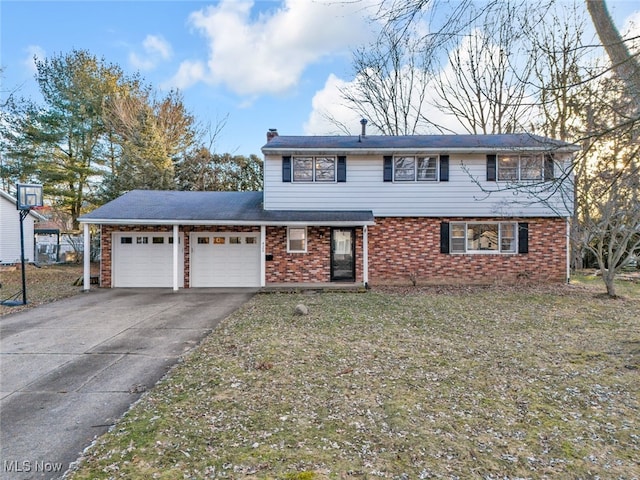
[
  {"xmin": 0, "ymin": 263, "xmax": 84, "ymax": 315},
  {"xmin": 67, "ymin": 281, "xmax": 639, "ymax": 479}
]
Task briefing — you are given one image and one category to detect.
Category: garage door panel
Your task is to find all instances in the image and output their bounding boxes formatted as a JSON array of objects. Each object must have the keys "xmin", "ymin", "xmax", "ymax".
[
  {"xmin": 113, "ymin": 233, "xmax": 184, "ymax": 288},
  {"xmin": 191, "ymin": 233, "xmax": 260, "ymax": 287}
]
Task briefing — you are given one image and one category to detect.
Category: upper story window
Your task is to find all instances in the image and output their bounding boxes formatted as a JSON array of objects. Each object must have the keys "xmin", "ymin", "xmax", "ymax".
[
  {"xmin": 498, "ymin": 154, "xmax": 544, "ymax": 181},
  {"xmin": 293, "ymin": 156, "xmax": 336, "ymax": 182},
  {"xmin": 394, "ymin": 156, "xmax": 438, "ymax": 181}
]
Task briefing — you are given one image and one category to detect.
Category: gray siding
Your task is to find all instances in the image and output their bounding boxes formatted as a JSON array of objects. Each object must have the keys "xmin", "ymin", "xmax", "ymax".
[{"xmin": 264, "ymin": 153, "xmax": 573, "ymax": 217}]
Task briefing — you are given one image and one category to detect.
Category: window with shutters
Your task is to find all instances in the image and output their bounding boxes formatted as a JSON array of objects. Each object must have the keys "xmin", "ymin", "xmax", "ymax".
[
  {"xmin": 393, "ymin": 156, "xmax": 438, "ymax": 181},
  {"xmin": 450, "ymin": 222, "xmax": 518, "ymax": 253},
  {"xmin": 292, "ymin": 156, "xmax": 335, "ymax": 182},
  {"xmin": 498, "ymin": 154, "xmax": 545, "ymax": 181}
]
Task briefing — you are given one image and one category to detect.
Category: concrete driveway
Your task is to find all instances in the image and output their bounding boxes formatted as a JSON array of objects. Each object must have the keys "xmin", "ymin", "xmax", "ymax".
[{"xmin": 0, "ymin": 288, "xmax": 254, "ymax": 480}]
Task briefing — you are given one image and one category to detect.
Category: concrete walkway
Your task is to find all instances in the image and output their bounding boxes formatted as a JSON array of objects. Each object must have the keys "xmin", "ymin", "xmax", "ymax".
[{"xmin": 0, "ymin": 288, "xmax": 255, "ymax": 479}]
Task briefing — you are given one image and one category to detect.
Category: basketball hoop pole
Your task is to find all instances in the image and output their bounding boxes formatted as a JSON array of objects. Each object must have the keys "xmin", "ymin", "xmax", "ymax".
[{"xmin": 19, "ymin": 209, "xmax": 29, "ymax": 305}]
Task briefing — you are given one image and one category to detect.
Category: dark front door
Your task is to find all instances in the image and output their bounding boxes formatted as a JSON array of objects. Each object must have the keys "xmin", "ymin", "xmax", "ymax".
[{"xmin": 331, "ymin": 228, "xmax": 355, "ymax": 281}]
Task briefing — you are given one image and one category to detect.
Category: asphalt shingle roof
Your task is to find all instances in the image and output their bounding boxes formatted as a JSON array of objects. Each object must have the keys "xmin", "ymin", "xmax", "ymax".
[
  {"xmin": 261, "ymin": 133, "xmax": 579, "ymax": 152},
  {"xmin": 79, "ymin": 190, "xmax": 374, "ymax": 225}
]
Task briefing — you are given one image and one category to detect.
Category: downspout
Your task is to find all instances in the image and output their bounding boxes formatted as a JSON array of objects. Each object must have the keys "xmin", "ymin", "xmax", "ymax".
[
  {"xmin": 83, "ymin": 223, "xmax": 90, "ymax": 291},
  {"xmin": 173, "ymin": 225, "xmax": 179, "ymax": 291},
  {"xmin": 260, "ymin": 225, "xmax": 266, "ymax": 287},
  {"xmin": 566, "ymin": 218, "xmax": 571, "ymax": 283},
  {"xmin": 363, "ymin": 225, "xmax": 369, "ymax": 287}
]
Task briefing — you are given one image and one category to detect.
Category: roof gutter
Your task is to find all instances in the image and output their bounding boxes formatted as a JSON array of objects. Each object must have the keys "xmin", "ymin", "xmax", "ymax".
[
  {"xmin": 262, "ymin": 146, "xmax": 581, "ymax": 155},
  {"xmin": 79, "ymin": 218, "xmax": 376, "ymax": 227}
]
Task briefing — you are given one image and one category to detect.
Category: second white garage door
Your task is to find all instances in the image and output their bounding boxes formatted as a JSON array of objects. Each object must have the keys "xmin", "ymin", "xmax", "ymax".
[{"xmin": 190, "ymin": 232, "xmax": 261, "ymax": 287}]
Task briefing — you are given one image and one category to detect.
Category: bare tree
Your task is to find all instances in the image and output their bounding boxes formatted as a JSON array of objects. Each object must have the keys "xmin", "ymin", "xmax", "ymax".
[
  {"xmin": 339, "ymin": 28, "xmax": 438, "ymax": 135},
  {"xmin": 432, "ymin": 2, "xmax": 539, "ymax": 134},
  {"xmin": 580, "ymin": 143, "xmax": 640, "ymax": 297}
]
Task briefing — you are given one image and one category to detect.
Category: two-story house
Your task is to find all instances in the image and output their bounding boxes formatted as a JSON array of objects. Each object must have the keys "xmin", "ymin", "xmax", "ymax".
[{"xmin": 78, "ymin": 126, "xmax": 578, "ymax": 289}]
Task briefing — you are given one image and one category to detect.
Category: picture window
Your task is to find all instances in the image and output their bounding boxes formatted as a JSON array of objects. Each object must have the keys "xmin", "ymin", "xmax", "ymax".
[{"xmin": 450, "ymin": 222, "xmax": 517, "ymax": 254}]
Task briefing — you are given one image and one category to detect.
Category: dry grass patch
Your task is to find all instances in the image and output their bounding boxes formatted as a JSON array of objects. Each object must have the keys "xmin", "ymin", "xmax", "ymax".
[
  {"xmin": 0, "ymin": 263, "xmax": 84, "ymax": 315},
  {"xmin": 69, "ymin": 284, "xmax": 639, "ymax": 479}
]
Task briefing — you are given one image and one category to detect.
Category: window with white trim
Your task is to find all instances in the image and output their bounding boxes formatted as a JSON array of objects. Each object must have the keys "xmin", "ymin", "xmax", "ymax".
[
  {"xmin": 498, "ymin": 154, "xmax": 543, "ymax": 181},
  {"xmin": 293, "ymin": 156, "xmax": 336, "ymax": 182},
  {"xmin": 287, "ymin": 227, "xmax": 307, "ymax": 253},
  {"xmin": 394, "ymin": 156, "xmax": 438, "ymax": 181},
  {"xmin": 450, "ymin": 222, "xmax": 517, "ymax": 253}
]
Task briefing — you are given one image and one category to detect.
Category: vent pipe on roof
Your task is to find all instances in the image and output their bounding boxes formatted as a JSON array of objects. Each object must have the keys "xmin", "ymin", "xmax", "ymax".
[
  {"xmin": 360, "ymin": 118, "xmax": 368, "ymax": 137},
  {"xmin": 267, "ymin": 128, "xmax": 278, "ymax": 142}
]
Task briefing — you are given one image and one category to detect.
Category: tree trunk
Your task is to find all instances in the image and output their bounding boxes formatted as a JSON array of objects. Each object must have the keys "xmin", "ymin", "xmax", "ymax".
[
  {"xmin": 586, "ymin": 0, "xmax": 640, "ymax": 111},
  {"xmin": 602, "ymin": 268, "xmax": 617, "ymax": 297}
]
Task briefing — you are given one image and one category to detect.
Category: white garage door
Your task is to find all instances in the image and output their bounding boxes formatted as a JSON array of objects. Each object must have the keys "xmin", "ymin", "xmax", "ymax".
[
  {"xmin": 113, "ymin": 232, "xmax": 184, "ymax": 287},
  {"xmin": 190, "ymin": 232, "xmax": 261, "ymax": 287}
]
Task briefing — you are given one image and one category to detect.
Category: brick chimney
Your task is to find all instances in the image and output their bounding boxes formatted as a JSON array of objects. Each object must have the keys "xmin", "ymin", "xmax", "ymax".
[{"xmin": 266, "ymin": 128, "xmax": 278, "ymax": 142}]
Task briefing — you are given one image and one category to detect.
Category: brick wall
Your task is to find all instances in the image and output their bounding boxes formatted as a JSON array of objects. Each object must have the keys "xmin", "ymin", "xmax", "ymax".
[
  {"xmin": 368, "ymin": 217, "xmax": 568, "ymax": 285},
  {"xmin": 264, "ymin": 226, "xmax": 364, "ymax": 283},
  {"xmin": 99, "ymin": 218, "xmax": 567, "ymax": 287}
]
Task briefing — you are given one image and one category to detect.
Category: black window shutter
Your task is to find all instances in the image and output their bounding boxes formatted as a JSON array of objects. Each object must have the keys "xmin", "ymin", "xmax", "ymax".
[
  {"xmin": 544, "ymin": 154, "xmax": 554, "ymax": 181},
  {"xmin": 282, "ymin": 156, "xmax": 291, "ymax": 182},
  {"xmin": 337, "ymin": 156, "xmax": 347, "ymax": 182},
  {"xmin": 439, "ymin": 155, "xmax": 449, "ymax": 181},
  {"xmin": 518, "ymin": 222, "xmax": 529, "ymax": 254},
  {"xmin": 383, "ymin": 156, "xmax": 393, "ymax": 182},
  {"xmin": 487, "ymin": 154, "xmax": 497, "ymax": 181},
  {"xmin": 440, "ymin": 222, "xmax": 450, "ymax": 254}
]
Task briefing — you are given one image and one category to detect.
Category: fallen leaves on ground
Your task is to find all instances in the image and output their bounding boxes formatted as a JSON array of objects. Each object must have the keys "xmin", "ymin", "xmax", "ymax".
[
  {"xmin": 68, "ymin": 283, "xmax": 639, "ymax": 479},
  {"xmin": 0, "ymin": 264, "xmax": 84, "ymax": 315}
]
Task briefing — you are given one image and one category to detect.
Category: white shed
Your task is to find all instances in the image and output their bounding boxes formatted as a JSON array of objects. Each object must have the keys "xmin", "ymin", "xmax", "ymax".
[{"xmin": 0, "ymin": 190, "xmax": 43, "ymax": 264}]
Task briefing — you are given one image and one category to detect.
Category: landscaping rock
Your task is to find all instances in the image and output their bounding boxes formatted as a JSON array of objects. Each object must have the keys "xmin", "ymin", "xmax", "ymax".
[{"xmin": 294, "ymin": 303, "xmax": 309, "ymax": 316}]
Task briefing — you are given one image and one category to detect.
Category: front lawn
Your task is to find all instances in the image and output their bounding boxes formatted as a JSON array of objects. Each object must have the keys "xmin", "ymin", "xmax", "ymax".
[
  {"xmin": 68, "ymin": 282, "xmax": 639, "ymax": 479},
  {"xmin": 0, "ymin": 263, "xmax": 83, "ymax": 315}
]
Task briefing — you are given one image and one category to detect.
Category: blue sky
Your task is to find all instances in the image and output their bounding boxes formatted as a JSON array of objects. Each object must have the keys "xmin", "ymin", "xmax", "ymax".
[{"xmin": 1, "ymin": 1, "xmax": 639, "ymax": 156}]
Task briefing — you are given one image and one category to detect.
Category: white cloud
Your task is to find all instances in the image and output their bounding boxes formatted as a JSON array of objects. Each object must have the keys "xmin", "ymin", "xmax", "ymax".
[
  {"xmin": 304, "ymin": 74, "xmax": 364, "ymax": 135},
  {"xmin": 163, "ymin": 60, "xmax": 207, "ymax": 90},
  {"xmin": 305, "ymin": 68, "xmax": 464, "ymax": 137},
  {"xmin": 183, "ymin": 0, "xmax": 377, "ymax": 96},
  {"xmin": 129, "ymin": 34, "xmax": 173, "ymax": 71},
  {"xmin": 22, "ymin": 45, "xmax": 46, "ymax": 74}
]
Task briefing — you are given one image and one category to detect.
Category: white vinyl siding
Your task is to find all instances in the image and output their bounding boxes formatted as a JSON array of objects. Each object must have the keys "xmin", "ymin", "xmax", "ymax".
[
  {"xmin": 0, "ymin": 194, "xmax": 36, "ymax": 263},
  {"xmin": 264, "ymin": 153, "xmax": 573, "ymax": 217}
]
